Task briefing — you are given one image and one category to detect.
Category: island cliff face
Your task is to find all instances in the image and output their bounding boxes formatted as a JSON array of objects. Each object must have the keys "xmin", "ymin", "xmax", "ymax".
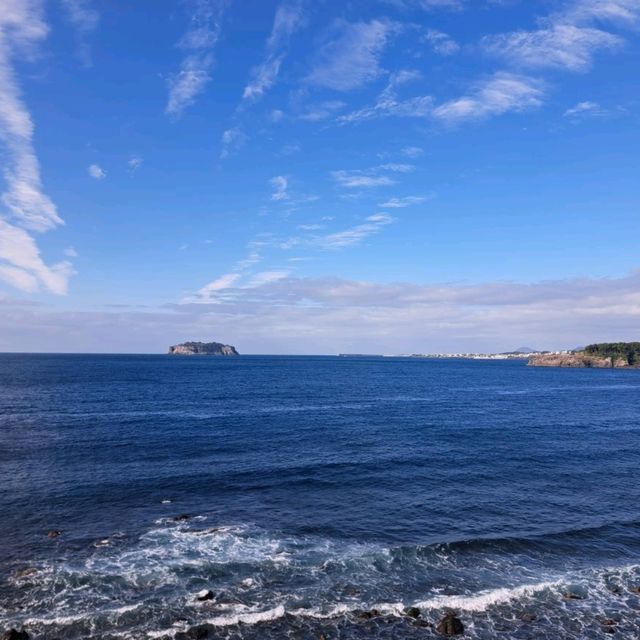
[
  {"xmin": 528, "ymin": 342, "xmax": 640, "ymax": 368},
  {"xmin": 528, "ymin": 354, "xmax": 632, "ymax": 368},
  {"xmin": 168, "ymin": 341, "xmax": 239, "ymax": 356}
]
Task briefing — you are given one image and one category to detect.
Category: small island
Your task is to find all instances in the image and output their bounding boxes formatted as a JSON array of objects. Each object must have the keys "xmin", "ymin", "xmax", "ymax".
[
  {"xmin": 528, "ymin": 342, "xmax": 640, "ymax": 368},
  {"xmin": 168, "ymin": 341, "xmax": 239, "ymax": 356}
]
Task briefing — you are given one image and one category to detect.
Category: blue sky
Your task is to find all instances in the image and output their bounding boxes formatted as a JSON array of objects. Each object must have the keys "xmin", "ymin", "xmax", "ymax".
[{"xmin": 1, "ymin": 0, "xmax": 639, "ymax": 353}]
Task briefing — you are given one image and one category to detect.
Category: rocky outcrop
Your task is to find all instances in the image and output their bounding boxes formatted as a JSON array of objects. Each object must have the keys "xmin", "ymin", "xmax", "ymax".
[
  {"xmin": 436, "ymin": 612, "xmax": 464, "ymax": 635},
  {"xmin": 2, "ymin": 630, "xmax": 29, "ymax": 640},
  {"xmin": 168, "ymin": 341, "xmax": 238, "ymax": 356},
  {"xmin": 528, "ymin": 354, "xmax": 633, "ymax": 368}
]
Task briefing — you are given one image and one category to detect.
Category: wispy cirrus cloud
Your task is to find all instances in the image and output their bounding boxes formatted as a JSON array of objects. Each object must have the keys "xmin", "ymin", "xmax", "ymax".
[
  {"xmin": 483, "ymin": 24, "xmax": 621, "ymax": 72},
  {"xmin": 270, "ymin": 175, "xmax": 289, "ymax": 201},
  {"xmin": 432, "ymin": 72, "xmax": 544, "ymax": 124},
  {"xmin": 378, "ymin": 195, "xmax": 430, "ymax": 208},
  {"xmin": 338, "ymin": 70, "xmax": 432, "ymax": 124},
  {"xmin": 483, "ymin": 0, "xmax": 640, "ymax": 73},
  {"xmin": 332, "ymin": 162, "xmax": 413, "ymax": 188},
  {"xmin": 315, "ymin": 213, "xmax": 395, "ymax": 248},
  {"xmin": 307, "ymin": 19, "xmax": 400, "ymax": 91},
  {"xmin": 242, "ymin": 0, "xmax": 307, "ymax": 103},
  {"xmin": 220, "ymin": 126, "xmax": 246, "ymax": 159},
  {"xmin": 60, "ymin": 0, "xmax": 99, "ymax": 67},
  {"xmin": 165, "ymin": 0, "xmax": 227, "ymax": 117},
  {"xmin": 424, "ymin": 28, "xmax": 460, "ymax": 55},
  {"xmin": 0, "ymin": 0, "xmax": 73, "ymax": 295},
  {"xmin": 563, "ymin": 100, "xmax": 606, "ymax": 118}
]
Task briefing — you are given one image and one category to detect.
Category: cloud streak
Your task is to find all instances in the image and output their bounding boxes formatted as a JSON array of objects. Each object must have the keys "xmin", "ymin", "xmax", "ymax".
[
  {"xmin": 0, "ymin": 0, "xmax": 72, "ymax": 294},
  {"xmin": 242, "ymin": 0, "xmax": 306, "ymax": 103},
  {"xmin": 165, "ymin": 0, "xmax": 226, "ymax": 117},
  {"xmin": 307, "ymin": 19, "xmax": 399, "ymax": 91}
]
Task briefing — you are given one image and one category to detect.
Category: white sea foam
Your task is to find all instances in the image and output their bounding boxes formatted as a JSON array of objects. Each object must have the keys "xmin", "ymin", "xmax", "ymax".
[{"xmin": 414, "ymin": 580, "xmax": 561, "ymax": 612}]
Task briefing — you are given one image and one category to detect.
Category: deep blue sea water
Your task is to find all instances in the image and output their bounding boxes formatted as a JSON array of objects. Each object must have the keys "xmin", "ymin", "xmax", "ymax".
[{"xmin": 1, "ymin": 354, "xmax": 640, "ymax": 639}]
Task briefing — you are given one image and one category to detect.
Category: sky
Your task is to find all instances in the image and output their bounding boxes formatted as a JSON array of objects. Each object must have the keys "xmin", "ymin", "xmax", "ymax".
[{"xmin": 0, "ymin": 0, "xmax": 639, "ymax": 354}]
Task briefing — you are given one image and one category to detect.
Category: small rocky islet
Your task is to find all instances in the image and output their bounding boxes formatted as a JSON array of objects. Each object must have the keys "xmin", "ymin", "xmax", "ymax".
[{"xmin": 168, "ymin": 341, "xmax": 239, "ymax": 356}]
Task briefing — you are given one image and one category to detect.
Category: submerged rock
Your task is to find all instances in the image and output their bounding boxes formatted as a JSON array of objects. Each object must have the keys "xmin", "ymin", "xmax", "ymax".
[
  {"xmin": 47, "ymin": 530, "xmax": 61, "ymax": 538},
  {"xmin": 355, "ymin": 609, "xmax": 380, "ymax": 620},
  {"xmin": 563, "ymin": 591, "xmax": 584, "ymax": 600},
  {"xmin": 436, "ymin": 612, "xmax": 464, "ymax": 636},
  {"xmin": 175, "ymin": 626, "xmax": 209, "ymax": 640},
  {"xmin": 172, "ymin": 514, "xmax": 191, "ymax": 522},
  {"xmin": 404, "ymin": 606, "xmax": 421, "ymax": 619},
  {"xmin": 2, "ymin": 630, "xmax": 29, "ymax": 640},
  {"xmin": 519, "ymin": 612, "xmax": 536, "ymax": 623},
  {"xmin": 195, "ymin": 589, "xmax": 214, "ymax": 601}
]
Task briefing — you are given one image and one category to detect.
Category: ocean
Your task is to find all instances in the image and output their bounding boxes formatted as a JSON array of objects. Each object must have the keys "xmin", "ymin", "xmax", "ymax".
[{"xmin": 1, "ymin": 354, "xmax": 640, "ymax": 639}]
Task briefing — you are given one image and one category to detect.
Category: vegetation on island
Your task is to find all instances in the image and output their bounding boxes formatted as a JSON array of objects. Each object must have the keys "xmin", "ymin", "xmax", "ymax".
[{"xmin": 582, "ymin": 342, "xmax": 640, "ymax": 366}]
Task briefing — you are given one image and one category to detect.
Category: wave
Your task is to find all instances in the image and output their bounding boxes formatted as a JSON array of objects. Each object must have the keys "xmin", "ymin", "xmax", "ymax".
[{"xmin": 4, "ymin": 519, "xmax": 640, "ymax": 639}]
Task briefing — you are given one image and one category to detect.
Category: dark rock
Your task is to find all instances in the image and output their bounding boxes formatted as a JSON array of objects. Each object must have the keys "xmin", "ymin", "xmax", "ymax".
[
  {"xmin": 436, "ymin": 612, "xmax": 464, "ymax": 636},
  {"xmin": 519, "ymin": 612, "xmax": 536, "ymax": 623},
  {"xmin": 629, "ymin": 586, "xmax": 640, "ymax": 594},
  {"xmin": 3, "ymin": 630, "xmax": 29, "ymax": 640},
  {"xmin": 404, "ymin": 606, "xmax": 421, "ymax": 619},
  {"xmin": 175, "ymin": 627, "xmax": 209, "ymax": 640},
  {"xmin": 173, "ymin": 514, "xmax": 191, "ymax": 522},
  {"xmin": 195, "ymin": 589, "xmax": 214, "ymax": 602},
  {"xmin": 562, "ymin": 591, "xmax": 583, "ymax": 600},
  {"xmin": 47, "ymin": 530, "xmax": 62, "ymax": 538},
  {"xmin": 355, "ymin": 609, "xmax": 380, "ymax": 620},
  {"xmin": 602, "ymin": 625, "xmax": 615, "ymax": 634},
  {"xmin": 601, "ymin": 619, "xmax": 617, "ymax": 626}
]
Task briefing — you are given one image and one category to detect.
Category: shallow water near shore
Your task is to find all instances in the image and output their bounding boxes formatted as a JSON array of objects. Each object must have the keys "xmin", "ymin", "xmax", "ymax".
[{"xmin": 1, "ymin": 354, "xmax": 640, "ymax": 638}]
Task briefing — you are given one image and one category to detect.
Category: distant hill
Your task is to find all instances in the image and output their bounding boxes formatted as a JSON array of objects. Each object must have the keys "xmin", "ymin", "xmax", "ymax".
[{"xmin": 512, "ymin": 347, "xmax": 539, "ymax": 354}]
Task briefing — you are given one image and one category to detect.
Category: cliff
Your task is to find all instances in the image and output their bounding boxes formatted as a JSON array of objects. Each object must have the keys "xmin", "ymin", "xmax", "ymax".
[{"xmin": 168, "ymin": 341, "xmax": 239, "ymax": 356}]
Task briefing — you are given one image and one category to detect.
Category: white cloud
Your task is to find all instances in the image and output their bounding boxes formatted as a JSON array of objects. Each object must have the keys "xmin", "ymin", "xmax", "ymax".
[
  {"xmin": 307, "ymin": 19, "xmax": 399, "ymax": 91},
  {"xmin": 424, "ymin": 28, "xmax": 460, "ymax": 55},
  {"xmin": 247, "ymin": 270, "xmax": 291, "ymax": 287},
  {"xmin": 299, "ymin": 100, "xmax": 346, "ymax": 121},
  {"xmin": 0, "ymin": 1, "xmax": 72, "ymax": 295},
  {"xmin": 432, "ymin": 72, "xmax": 544, "ymax": 124},
  {"xmin": 483, "ymin": 24, "xmax": 621, "ymax": 72},
  {"xmin": 60, "ymin": 0, "xmax": 99, "ymax": 67},
  {"xmin": 220, "ymin": 126, "xmax": 246, "ymax": 159},
  {"xmin": 378, "ymin": 195, "xmax": 429, "ymax": 208},
  {"xmin": 332, "ymin": 163, "xmax": 413, "ymax": 188},
  {"xmin": 563, "ymin": 0, "xmax": 640, "ymax": 25},
  {"xmin": 402, "ymin": 146, "xmax": 424, "ymax": 157},
  {"xmin": 165, "ymin": 0, "xmax": 226, "ymax": 117},
  {"xmin": 88, "ymin": 163, "xmax": 106, "ymax": 179},
  {"xmin": 270, "ymin": 175, "xmax": 289, "ymax": 201},
  {"xmin": 196, "ymin": 272, "xmax": 241, "ymax": 299},
  {"xmin": 64, "ymin": 246, "xmax": 78, "ymax": 257},
  {"xmin": 5, "ymin": 268, "xmax": 640, "ymax": 354},
  {"xmin": 563, "ymin": 100, "xmax": 606, "ymax": 118},
  {"xmin": 316, "ymin": 213, "xmax": 395, "ymax": 248},
  {"xmin": 242, "ymin": 1, "xmax": 306, "ymax": 102},
  {"xmin": 338, "ymin": 70, "xmax": 432, "ymax": 124},
  {"xmin": 0, "ymin": 220, "xmax": 73, "ymax": 294},
  {"xmin": 128, "ymin": 155, "xmax": 143, "ymax": 172}
]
